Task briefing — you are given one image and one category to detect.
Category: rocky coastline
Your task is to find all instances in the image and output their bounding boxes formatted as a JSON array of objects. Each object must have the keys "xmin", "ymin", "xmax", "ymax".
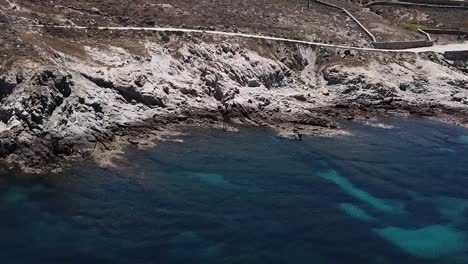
[{"xmin": 1, "ymin": 32, "xmax": 467, "ymax": 173}]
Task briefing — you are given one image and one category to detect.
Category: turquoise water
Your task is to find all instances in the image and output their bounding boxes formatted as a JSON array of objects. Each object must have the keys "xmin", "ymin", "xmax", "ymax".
[{"xmin": 1, "ymin": 118, "xmax": 468, "ymax": 263}]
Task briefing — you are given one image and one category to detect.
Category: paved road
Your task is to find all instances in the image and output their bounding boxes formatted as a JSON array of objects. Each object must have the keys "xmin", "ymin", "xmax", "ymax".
[{"xmin": 30, "ymin": 25, "xmax": 468, "ymax": 53}]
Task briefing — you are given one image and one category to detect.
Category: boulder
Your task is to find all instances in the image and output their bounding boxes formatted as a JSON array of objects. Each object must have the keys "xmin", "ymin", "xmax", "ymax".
[
  {"xmin": 247, "ymin": 79, "xmax": 261, "ymax": 87},
  {"xmin": 291, "ymin": 94, "xmax": 307, "ymax": 102},
  {"xmin": 383, "ymin": 97, "xmax": 394, "ymax": 104},
  {"xmin": 399, "ymin": 83, "xmax": 409, "ymax": 91},
  {"xmin": 90, "ymin": 7, "xmax": 101, "ymax": 15},
  {"xmin": 452, "ymin": 92, "xmax": 466, "ymax": 102},
  {"xmin": 323, "ymin": 66, "xmax": 349, "ymax": 85}
]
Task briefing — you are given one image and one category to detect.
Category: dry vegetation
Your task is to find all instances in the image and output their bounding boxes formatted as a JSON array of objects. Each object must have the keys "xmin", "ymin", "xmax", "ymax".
[{"xmin": 0, "ymin": 0, "xmax": 466, "ymax": 64}]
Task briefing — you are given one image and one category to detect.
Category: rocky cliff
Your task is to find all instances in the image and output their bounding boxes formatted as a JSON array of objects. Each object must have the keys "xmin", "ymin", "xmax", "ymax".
[{"xmin": 1, "ymin": 31, "xmax": 467, "ymax": 172}]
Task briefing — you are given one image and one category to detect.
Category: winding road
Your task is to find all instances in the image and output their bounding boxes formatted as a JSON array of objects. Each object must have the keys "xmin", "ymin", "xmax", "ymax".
[{"xmin": 28, "ymin": 24, "xmax": 468, "ymax": 53}]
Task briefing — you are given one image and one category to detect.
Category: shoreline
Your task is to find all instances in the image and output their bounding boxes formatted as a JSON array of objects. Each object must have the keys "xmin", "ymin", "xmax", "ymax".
[{"xmin": 2, "ymin": 103, "xmax": 467, "ymax": 175}]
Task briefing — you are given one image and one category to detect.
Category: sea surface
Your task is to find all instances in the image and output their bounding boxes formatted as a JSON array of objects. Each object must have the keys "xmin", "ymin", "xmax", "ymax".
[{"xmin": 1, "ymin": 117, "xmax": 468, "ymax": 263}]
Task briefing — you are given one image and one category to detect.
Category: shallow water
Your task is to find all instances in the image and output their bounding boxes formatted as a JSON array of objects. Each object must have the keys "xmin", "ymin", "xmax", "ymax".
[{"xmin": 1, "ymin": 117, "xmax": 468, "ymax": 263}]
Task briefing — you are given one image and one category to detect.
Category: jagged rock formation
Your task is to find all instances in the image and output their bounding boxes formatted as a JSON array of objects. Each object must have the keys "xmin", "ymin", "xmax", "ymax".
[{"xmin": 0, "ymin": 33, "xmax": 467, "ymax": 172}]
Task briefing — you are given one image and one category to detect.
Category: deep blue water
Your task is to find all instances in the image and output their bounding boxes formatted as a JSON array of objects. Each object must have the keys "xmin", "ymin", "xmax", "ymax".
[{"xmin": 1, "ymin": 117, "xmax": 468, "ymax": 263}]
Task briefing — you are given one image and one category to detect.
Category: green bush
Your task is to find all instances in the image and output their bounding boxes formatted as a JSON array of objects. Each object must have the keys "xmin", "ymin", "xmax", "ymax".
[{"xmin": 401, "ymin": 23, "xmax": 427, "ymax": 31}]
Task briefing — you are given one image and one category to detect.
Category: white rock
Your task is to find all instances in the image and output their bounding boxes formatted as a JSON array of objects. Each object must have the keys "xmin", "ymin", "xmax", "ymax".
[{"xmin": 452, "ymin": 92, "xmax": 466, "ymax": 102}]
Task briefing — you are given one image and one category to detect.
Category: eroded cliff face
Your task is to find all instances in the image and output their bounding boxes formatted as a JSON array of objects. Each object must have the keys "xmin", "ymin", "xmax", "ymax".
[{"xmin": 1, "ymin": 33, "xmax": 467, "ymax": 172}]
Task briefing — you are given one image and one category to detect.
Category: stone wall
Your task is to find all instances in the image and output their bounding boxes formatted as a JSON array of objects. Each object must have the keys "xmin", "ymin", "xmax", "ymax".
[
  {"xmin": 373, "ymin": 40, "xmax": 433, "ymax": 49},
  {"xmin": 367, "ymin": 0, "xmax": 468, "ymax": 9},
  {"xmin": 444, "ymin": 51, "xmax": 468, "ymax": 61},
  {"xmin": 400, "ymin": 0, "xmax": 468, "ymax": 6},
  {"xmin": 424, "ymin": 29, "xmax": 468, "ymax": 36}
]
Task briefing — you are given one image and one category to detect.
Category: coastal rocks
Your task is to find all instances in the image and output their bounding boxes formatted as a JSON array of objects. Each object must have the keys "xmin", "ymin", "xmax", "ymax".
[
  {"xmin": 203, "ymin": 74, "xmax": 218, "ymax": 89},
  {"xmin": 36, "ymin": 71, "xmax": 73, "ymax": 98},
  {"xmin": 365, "ymin": 83, "xmax": 396, "ymax": 99},
  {"xmin": 247, "ymin": 78, "xmax": 261, "ymax": 87},
  {"xmin": 452, "ymin": 92, "xmax": 466, "ymax": 102},
  {"xmin": 382, "ymin": 97, "xmax": 394, "ymax": 104},
  {"xmin": 447, "ymin": 79, "xmax": 468, "ymax": 89},
  {"xmin": 322, "ymin": 67, "xmax": 372, "ymax": 94},
  {"xmin": 323, "ymin": 66, "xmax": 349, "ymax": 85},
  {"xmin": 90, "ymin": 7, "xmax": 101, "ymax": 15},
  {"xmin": 81, "ymin": 72, "xmax": 164, "ymax": 107},
  {"xmin": 0, "ymin": 68, "xmax": 113, "ymax": 171},
  {"xmin": 1, "ymin": 36, "xmax": 468, "ymax": 173},
  {"xmin": 0, "ymin": 133, "xmax": 16, "ymax": 158},
  {"xmin": 398, "ymin": 75, "xmax": 428, "ymax": 94},
  {"xmin": 179, "ymin": 87, "xmax": 199, "ymax": 97},
  {"xmin": 291, "ymin": 94, "xmax": 308, "ymax": 102},
  {"xmin": 1, "ymin": 71, "xmax": 74, "ymax": 131},
  {"xmin": 0, "ymin": 77, "xmax": 16, "ymax": 100},
  {"xmin": 399, "ymin": 83, "xmax": 409, "ymax": 91},
  {"xmin": 293, "ymin": 113, "xmax": 337, "ymax": 129},
  {"xmin": 409, "ymin": 76, "xmax": 428, "ymax": 94},
  {"xmin": 399, "ymin": 81, "xmax": 426, "ymax": 93}
]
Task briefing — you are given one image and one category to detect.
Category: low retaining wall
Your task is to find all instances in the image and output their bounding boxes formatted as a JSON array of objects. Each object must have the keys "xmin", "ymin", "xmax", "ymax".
[
  {"xmin": 399, "ymin": 0, "xmax": 468, "ymax": 6},
  {"xmin": 424, "ymin": 29, "xmax": 468, "ymax": 36},
  {"xmin": 444, "ymin": 51, "xmax": 468, "ymax": 60},
  {"xmin": 367, "ymin": 0, "xmax": 468, "ymax": 9},
  {"xmin": 418, "ymin": 29, "xmax": 432, "ymax": 41},
  {"xmin": 373, "ymin": 40, "xmax": 433, "ymax": 49}
]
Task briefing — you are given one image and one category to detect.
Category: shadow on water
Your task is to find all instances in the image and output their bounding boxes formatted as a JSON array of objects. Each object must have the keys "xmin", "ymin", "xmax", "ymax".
[{"xmin": 0, "ymin": 117, "xmax": 468, "ymax": 263}]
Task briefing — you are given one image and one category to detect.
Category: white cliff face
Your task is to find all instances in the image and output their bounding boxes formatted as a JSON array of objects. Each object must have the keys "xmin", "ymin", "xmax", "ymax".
[
  {"xmin": 70, "ymin": 40, "xmax": 329, "ymax": 128},
  {"xmin": 331, "ymin": 56, "xmax": 468, "ymax": 106},
  {"xmin": 0, "ymin": 35, "xmax": 467, "ymax": 172}
]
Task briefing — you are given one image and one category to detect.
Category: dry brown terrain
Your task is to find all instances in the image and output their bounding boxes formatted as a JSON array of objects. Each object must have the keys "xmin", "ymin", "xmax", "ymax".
[
  {"xmin": 369, "ymin": 5, "xmax": 468, "ymax": 29},
  {"xmin": 2, "ymin": 0, "xmax": 466, "ymax": 48}
]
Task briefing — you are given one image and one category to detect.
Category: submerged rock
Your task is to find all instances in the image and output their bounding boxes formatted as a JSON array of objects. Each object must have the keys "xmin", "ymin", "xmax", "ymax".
[
  {"xmin": 339, "ymin": 203, "xmax": 376, "ymax": 222},
  {"xmin": 374, "ymin": 225, "xmax": 467, "ymax": 258},
  {"xmin": 318, "ymin": 170, "xmax": 406, "ymax": 214}
]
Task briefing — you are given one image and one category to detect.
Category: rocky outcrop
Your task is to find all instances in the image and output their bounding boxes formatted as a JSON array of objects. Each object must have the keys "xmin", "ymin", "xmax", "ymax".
[
  {"xmin": 0, "ymin": 77, "xmax": 16, "ymax": 101},
  {"xmin": 1, "ymin": 36, "xmax": 468, "ymax": 173},
  {"xmin": 452, "ymin": 92, "xmax": 466, "ymax": 102}
]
